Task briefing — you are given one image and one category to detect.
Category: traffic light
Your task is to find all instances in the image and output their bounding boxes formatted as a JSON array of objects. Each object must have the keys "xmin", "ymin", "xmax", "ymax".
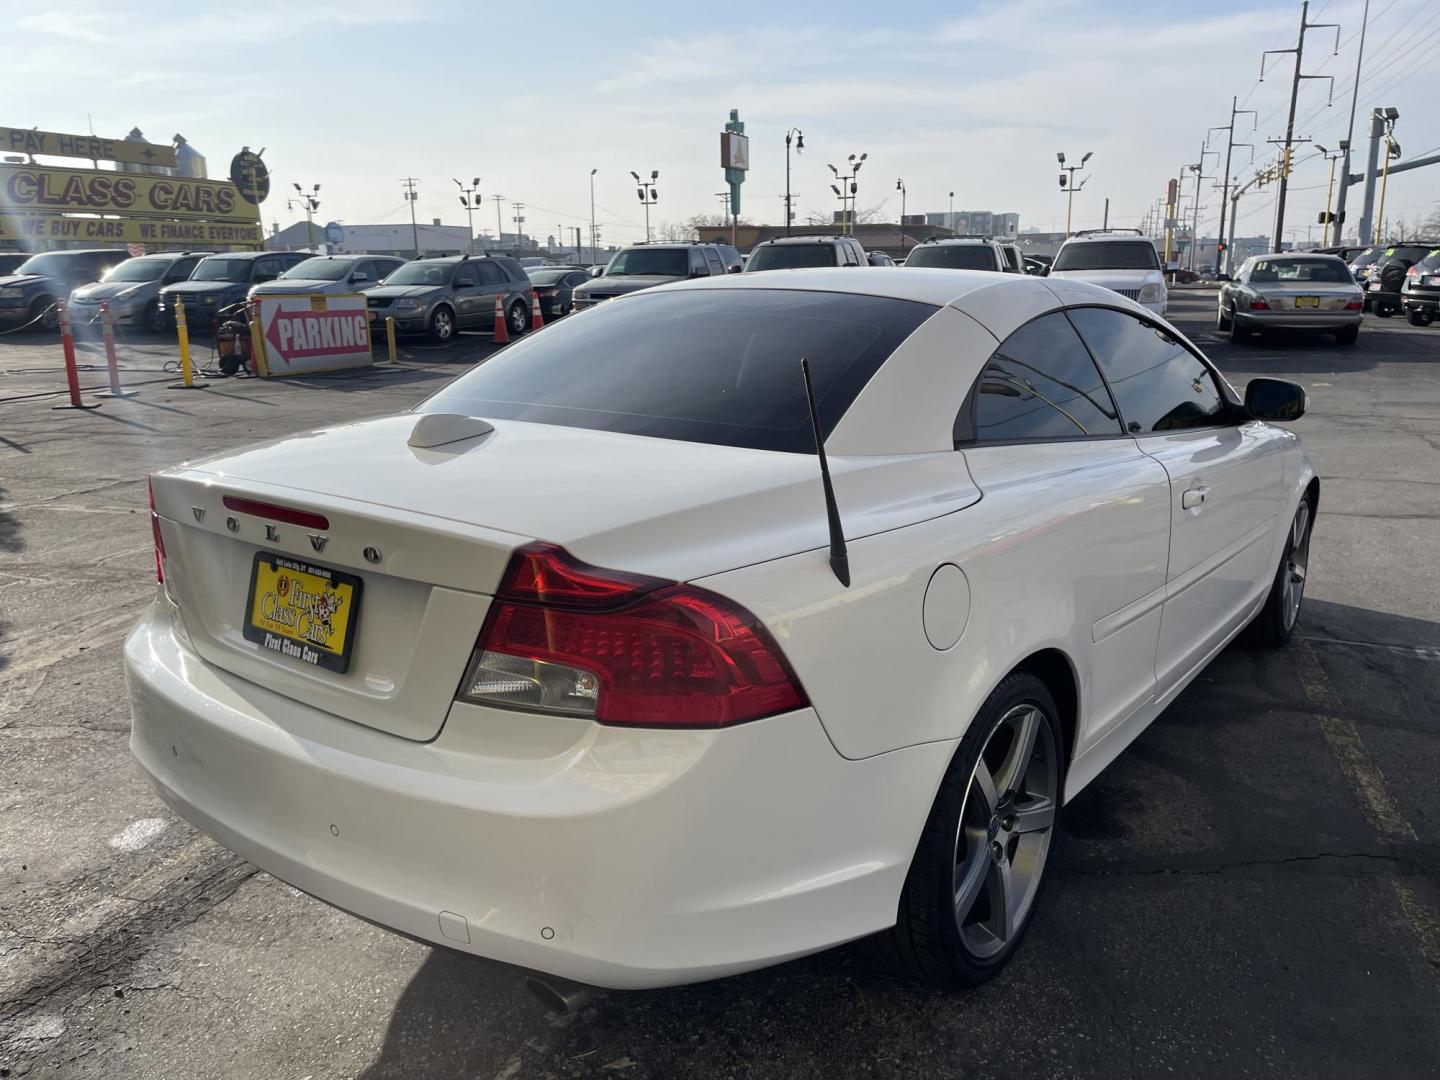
[{"xmin": 1281, "ymin": 147, "xmax": 1294, "ymax": 178}]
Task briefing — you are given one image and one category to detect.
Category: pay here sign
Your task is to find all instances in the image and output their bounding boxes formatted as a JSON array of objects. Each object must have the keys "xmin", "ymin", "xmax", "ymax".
[{"xmin": 256, "ymin": 294, "xmax": 372, "ymax": 376}]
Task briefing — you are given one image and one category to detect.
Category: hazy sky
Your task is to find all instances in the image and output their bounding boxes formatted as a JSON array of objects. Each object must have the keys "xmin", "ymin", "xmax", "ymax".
[{"xmin": 5, "ymin": 0, "xmax": 1437, "ymax": 246}]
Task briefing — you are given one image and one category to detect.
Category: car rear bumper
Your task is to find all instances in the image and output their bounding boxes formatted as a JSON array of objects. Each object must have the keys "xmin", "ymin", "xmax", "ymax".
[
  {"xmin": 125, "ymin": 601, "xmax": 946, "ymax": 989},
  {"xmin": 1239, "ymin": 310, "xmax": 1362, "ymax": 330}
]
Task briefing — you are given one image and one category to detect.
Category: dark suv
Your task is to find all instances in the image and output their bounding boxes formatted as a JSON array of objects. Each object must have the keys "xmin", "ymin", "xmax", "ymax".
[
  {"xmin": 571, "ymin": 243, "xmax": 737, "ymax": 309},
  {"xmin": 1364, "ymin": 242, "xmax": 1440, "ymax": 318},
  {"xmin": 364, "ymin": 254, "xmax": 532, "ymax": 342},
  {"xmin": 159, "ymin": 251, "xmax": 310, "ymax": 333},
  {"xmin": 1401, "ymin": 246, "xmax": 1440, "ymax": 327},
  {"xmin": 0, "ymin": 249, "xmax": 130, "ymax": 333}
]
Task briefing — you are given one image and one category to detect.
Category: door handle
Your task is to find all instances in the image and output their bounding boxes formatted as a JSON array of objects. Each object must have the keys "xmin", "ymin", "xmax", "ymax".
[{"xmin": 1182, "ymin": 486, "xmax": 1210, "ymax": 510}]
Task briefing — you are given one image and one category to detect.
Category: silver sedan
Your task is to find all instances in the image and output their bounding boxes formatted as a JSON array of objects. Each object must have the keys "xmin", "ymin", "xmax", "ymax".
[{"xmin": 1218, "ymin": 253, "xmax": 1364, "ymax": 346}]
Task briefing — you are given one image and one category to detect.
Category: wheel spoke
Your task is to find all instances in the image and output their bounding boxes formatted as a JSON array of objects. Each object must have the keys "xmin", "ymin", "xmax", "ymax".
[
  {"xmin": 987, "ymin": 859, "xmax": 1016, "ymax": 943},
  {"xmin": 1012, "ymin": 795, "xmax": 1055, "ymax": 835},
  {"xmin": 953, "ymin": 838, "xmax": 989, "ymax": 920},
  {"xmin": 993, "ymin": 707, "xmax": 1039, "ymax": 799},
  {"xmin": 970, "ymin": 761, "xmax": 1000, "ymax": 821}
]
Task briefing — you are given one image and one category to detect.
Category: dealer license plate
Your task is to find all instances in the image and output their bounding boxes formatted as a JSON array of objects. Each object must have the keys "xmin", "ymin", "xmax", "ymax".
[
  {"xmin": 1294, "ymin": 295, "xmax": 1320, "ymax": 308},
  {"xmin": 243, "ymin": 552, "xmax": 362, "ymax": 673}
]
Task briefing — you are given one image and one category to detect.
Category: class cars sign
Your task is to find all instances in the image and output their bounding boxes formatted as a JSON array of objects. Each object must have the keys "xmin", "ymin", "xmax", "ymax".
[{"xmin": 0, "ymin": 164, "xmax": 257, "ymax": 221}]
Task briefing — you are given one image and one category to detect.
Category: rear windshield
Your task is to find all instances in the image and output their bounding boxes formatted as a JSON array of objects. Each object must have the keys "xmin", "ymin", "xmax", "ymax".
[
  {"xmin": 527, "ymin": 268, "xmax": 576, "ymax": 284},
  {"xmin": 281, "ymin": 258, "xmax": 354, "ymax": 281},
  {"xmin": 1248, "ymin": 258, "xmax": 1353, "ymax": 284},
  {"xmin": 746, "ymin": 245, "xmax": 839, "ymax": 271},
  {"xmin": 605, "ymin": 248, "xmax": 688, "ymax": 277},
  {"xmin": 418, "ymin": 289, "xmax": 934, "ymax": 453},
  {"xmin": 905, "ymin": 245, "xmax": 999, "ymax": 270},
  {"xmin": 1053, "ymin": 241, "xmax": 1160, "ymax": 271},
  {"xmin": 1417, "ymin": 249, "xmax": 1440, "ymax": 271}
]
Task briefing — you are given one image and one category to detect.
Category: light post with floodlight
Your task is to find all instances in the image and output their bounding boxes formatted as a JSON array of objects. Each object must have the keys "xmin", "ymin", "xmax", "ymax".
[
  {"xmin": 896, "ymin": 177, "xmax": 908, "ymax": 254},
  {"xmin": 1057, "ymin": 150, "xmax": 1092, "ymax": 235},
  {"xmin": 454, "ymin": 178, "xmax": 481, "ymax": 255},
  {"xmin": 827, "ymin": 152, "xmax": 866, "ymax": 234},
  {"xmin": 631, "ymin": 170, "xmax": 658, "ymax": 241},
  {"xmin": 784, "ymin": 128, "xmax": 804, "ymax": 236},
  {"xmin": 291, "ymin": 182, "xmax": 320, "ymax": 248},
  {"xmin": 589, "ymin": 168, "xmax": 598, "ymax": 265}
]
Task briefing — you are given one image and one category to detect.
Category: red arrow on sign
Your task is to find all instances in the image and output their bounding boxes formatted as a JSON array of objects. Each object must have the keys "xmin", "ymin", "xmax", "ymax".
[{"xmin": 265, "ymin": 309, "xmax": 370, "ymax": 366}]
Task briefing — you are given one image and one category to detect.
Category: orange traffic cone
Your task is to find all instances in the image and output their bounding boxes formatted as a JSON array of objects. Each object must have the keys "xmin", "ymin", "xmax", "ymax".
[
  {"xmin": 530, "ymin": 290, "xmax": 544, "ymax": 330},
  {"xmin": 492, "ymin": 292, "xmax": 510, "ymax": 344}
]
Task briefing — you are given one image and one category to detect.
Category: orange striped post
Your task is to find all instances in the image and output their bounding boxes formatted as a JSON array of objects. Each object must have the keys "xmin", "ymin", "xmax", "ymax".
[
  {"xmin": 52, "ymin": 300, "xmax": 100, "ymax": 411},
  {"xmin": 96, "ymin": 300, "xmax": 137, "ymax": 398}
]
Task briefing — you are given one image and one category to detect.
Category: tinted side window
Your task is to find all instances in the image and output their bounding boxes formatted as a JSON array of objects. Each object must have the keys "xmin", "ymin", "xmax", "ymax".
[
  {"xmin": 454, "ymin": 266, "xmax": 478, "ymax": 287},
  {"xmin": 1067, "ymin": 307, "xmax": 1227, "ymax": 434},
  {"xmin": 688, "ymin": 249, "xmax": 710, "ymax": 275},
  {"xmin": 476, "ymin": 262, "xmax": 505, "ymax": 286},
  {"xmin": 703, "ymin": 248, "xmax": 725, "ymax": 274},
  {"xmin": 165, "ymin": 258, "xmax": 198, "ymax": 282},
  {"xmin": 964, "ymin": 312, "xmax": 1123, "ymax": 443},
  {"xmin": 254, "ymin": 258, "xmax": 282, "ymax": 280}
]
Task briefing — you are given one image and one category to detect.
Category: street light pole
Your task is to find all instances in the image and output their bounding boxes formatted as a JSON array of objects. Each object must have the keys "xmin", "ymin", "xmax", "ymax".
[
  {"xmin": 454, "ymin": 177, "xmax": 481, "ymax": 255},
  {"xmin": 948, "ymin": 190, "xmax": 954, "ymax": 230},
  {"xmin": 1056, "ymin": 151, "xmax": 1092, "ymax": 235},
  {"xmin": 896, "ymin": 177, "xmax": 907, "ymax": 253},
  {"xmin": 784, "ymin": 128, "xmax": 804, "ymax": 236},
  {"xmin": 589, "ymin": 168, "xmax": 598, "ymax": 265},
  {"xmin": 631, "ymin": 170, "xmax": 659, "ymax": 241},
  {"xmin": 1333, "ymin": 0, "xmax": 1370, "ymax": 244},
  {"xmin": 291, "ymin": 182, "xmax": 321, "ymax": 249},
  {"xmin": 493, "ymin": 195, "xmax": 505, "ymax": 252}
]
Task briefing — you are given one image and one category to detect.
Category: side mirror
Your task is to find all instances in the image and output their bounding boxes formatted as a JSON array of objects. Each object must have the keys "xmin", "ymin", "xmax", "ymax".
[
  {"xmin": 1245, "ymin": 378, "xmax": 1306, "ymax": 422},
  {"xmin": 728, "ymin": 264, "xmax": 742, "ymax": 274},
  {"xmin": 1039, "ymin": 265, "xmax": 1050, "ymax": 277},
  {"xmin": 589, "ymin": 266, "xmax": 605, "ymax": 278}
]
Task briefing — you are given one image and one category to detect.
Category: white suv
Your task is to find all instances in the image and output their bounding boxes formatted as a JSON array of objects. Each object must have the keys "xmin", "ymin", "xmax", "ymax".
[
  {"xmin": 1048, "ymin": 230, "xmax": 1167, "ymax": 316},
  {"xmin": 903, "ymin": 237, "xmax": 1014, "ymax": 272}
]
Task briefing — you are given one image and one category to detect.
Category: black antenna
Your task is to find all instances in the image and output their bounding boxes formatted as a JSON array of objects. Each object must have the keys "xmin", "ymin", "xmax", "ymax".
[{"xmin": 800, "ymin": 358, "xmax": 850, "ymax": 588}]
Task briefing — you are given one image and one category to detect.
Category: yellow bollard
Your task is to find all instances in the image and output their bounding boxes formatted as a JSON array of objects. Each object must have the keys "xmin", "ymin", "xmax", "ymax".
[
  {"xmin": 385, "ymin": 317, "xmax": 397, "ymax": 364},
  {"xmin": 168, "ymin": 301, "xmax": 203, "ymax": 390},
  {"xmin": 248, "ymin": 300, "xmax": 269, "ymax": 378}
]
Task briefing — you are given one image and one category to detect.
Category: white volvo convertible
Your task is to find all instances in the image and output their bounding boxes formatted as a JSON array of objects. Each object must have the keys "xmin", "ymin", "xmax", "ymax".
[{"xmin": 127, "ymin": 268, "xmax": 1315, "ymax": 993}]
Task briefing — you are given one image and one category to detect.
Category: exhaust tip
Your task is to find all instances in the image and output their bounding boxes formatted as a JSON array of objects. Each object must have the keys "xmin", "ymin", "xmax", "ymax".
[{"xmin": 525, "ymin": 974, "xmax": 597, "ymax": 1016}]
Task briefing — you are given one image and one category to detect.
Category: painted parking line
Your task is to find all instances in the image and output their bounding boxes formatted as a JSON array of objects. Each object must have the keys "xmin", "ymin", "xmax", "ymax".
[{"xmin": 1296, "ymin": 640, "xmax": 1440, "ymax": 972}]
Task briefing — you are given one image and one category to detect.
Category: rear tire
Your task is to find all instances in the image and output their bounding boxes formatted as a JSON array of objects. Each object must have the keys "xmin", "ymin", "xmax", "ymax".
[
  {"xmin": 28, "ymin": 297, "xmax": 58, "ymax": 334},
  {"xmin": 869, "ymin": 672, "xmax": 1061, "ymax": 989},
  {"xmin": 1228, "ymin": 313, "xmax": 1251, "ymax": 343},
  {"xmin": 1246, "ymin": 493, "xmax": 1313, "ymax": 648},
  {"xmin": 427, "ymin": 305, "xmax": 455, "ymax": 343},
  {"xmin": 1406, "ymin": 308, "xmax": 1434, "ymax": 327},
  {"xmin": 507, "ymin": 299, "xmax": 529, "ymax": 336},
  {"xmin": 142, "ymin": 300, "xmax": 166, "ymax": 334},
  {"xmin": 1335, "ymin": 324, "xmax": 1359, "ymax": 346},
  {"xmin": 1216, "ymin": 304, "xmax": 1232, "ymax": 331}
]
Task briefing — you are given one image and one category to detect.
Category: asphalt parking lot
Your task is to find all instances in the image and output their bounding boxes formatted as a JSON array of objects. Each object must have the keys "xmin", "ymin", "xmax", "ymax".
[{"xmin": 1, "ymin": 289, "xmax": 1437, "ymax": 1079}]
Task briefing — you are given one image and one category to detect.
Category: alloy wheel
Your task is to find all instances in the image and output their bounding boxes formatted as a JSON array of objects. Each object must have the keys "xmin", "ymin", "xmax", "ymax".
[
  {"xmin": 1282, "ymin": 500, "xmax": 1312, "ymax": 631},
  {"xmin": 953, "ymin": 704, "xmax": 1058, "ymax": 958},
  {"xmin": 433, "ymin": 308, "xmax": 454, "ymax": 341},
  {"xmin": 508, "ymin": 301, "xmax": 527, "ymax": 335}
]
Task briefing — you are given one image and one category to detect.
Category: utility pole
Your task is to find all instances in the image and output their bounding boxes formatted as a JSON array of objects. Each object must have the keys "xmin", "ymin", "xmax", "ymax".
[
  {"xmin": 1333, "ymin": 0, "xmax": 1370, "ymax": 244},
  {"xmin": 896, "ymin": 178, "xmax": 907, "ymax": 251},
  {"xmin": 493, "ymin": 195, "xmax": 506, "ymax": 252},
  {"xmin": 588, "ymin": 168, "xmax": 598, "ymax": 265},
  {"xmin": 400, "ymin": 177, "xmax": 420, "ymax": 257},
  {"xmin": 1187, "ymin": 144, "xmax": 1216, "ymax": 270},
  {"xmin": 1210, "ymin": 97, "xmax": 1256, "ymax": 275},
  {"xmin": 631, "ymin": 170, "xmax": 658, "ymax": 241},
  {"xmin": 1261, "ymin": 1, "xmax": 1339, "ymax": 252},
  {"xmin": 454, "ymin": 178, "xmax": 481, "ymax": 255},
  {"xmin": 1102, "ymin": 196, "xmax": 1109, "ymax": 230},
  {"xmin": 511, "ymin": 202, "xmax": 527, "ymax": 253}
]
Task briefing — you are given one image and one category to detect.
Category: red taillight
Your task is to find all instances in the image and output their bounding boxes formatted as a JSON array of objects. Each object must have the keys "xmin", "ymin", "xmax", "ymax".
[
  {"xmin": 1345, "ymin": 300, "xmax": 1363, "ymax": 310},
  {"xmin": 222, "ymin": 495, "xmax": 329, "ymax": 531},
  {"xmin": 149, "ymin": 476, "xmax": 165, "ymax": 582},
  {"xmin": 1249, "ymin": 298, "xmax": 1270, "ymax": 310},
  {"xmin": 535, "ymin": 287, "xmax": 556, "ymax": 297},
  {"xmin": 460, "ymin": 543, "xmax": 808, "ymax": 727}
]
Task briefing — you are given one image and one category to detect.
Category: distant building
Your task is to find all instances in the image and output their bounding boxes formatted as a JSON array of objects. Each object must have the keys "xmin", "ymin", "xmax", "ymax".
[{"xmin": 924, "ymin": 210, "xmax": 1020, "ymax": 238}]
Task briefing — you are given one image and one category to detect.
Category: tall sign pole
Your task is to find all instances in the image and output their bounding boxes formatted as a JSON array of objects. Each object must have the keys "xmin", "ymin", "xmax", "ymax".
[{"xmin": 722, "ymin": 110, "xmax": 749, "ymax": 248}]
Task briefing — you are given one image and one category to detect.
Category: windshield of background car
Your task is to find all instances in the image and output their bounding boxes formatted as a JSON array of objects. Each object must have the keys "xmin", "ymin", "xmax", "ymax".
[
  {"xmin": 747, "ymin": 245, "xmax": 838, "ymax": 271},
  {"xmin": 383, "ymin": 262, "xmax": 453, "ymax": 286},
  {"xmin": 527, "ymin": 268, "xmax": 574, "ymax": 285},
  {"xmin": 1052, "ymin": 241, "xmax": 1161, "ymax": 271},
  {"xmin": 605, "ymin": 248, "xmax": 688, "ymax": 276},
  {"xmin": 1249, "ymin": 259, "xmax": 1354, "ymax": 284},
  {"xmin": 190, "ymin": 259, "xmax": 252, "ymax": 283},
  {"xmin": 1416, "ymin": 250, "xmax": 1440, "ymax": 271},
  {"xmin": 14, "ymin": 253, "xmax": 68, "ymax": 277},
  {"xmin": 418, "ymin": 289, "xmax": 935, "ymax": 453},
  {"xmin": 281, "ymin": 258, "xmax": 353, "ymax": 281},
  {"xmin": 904, "ymin": 245, "xmax": 998, "ymax": 270},
  {"xmin": 1350, "ymin": 247, "xmax": 1383, "ymax": 269},
  {"xmin": 103, "ymin": 258, "xmax": 171, "ymax": 283}
]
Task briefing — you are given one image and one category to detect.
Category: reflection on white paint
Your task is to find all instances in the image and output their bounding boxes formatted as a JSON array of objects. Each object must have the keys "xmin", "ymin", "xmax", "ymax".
[{"xmin": 109, "ymin": 818, "xmax": 168, "ymax": 853}]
